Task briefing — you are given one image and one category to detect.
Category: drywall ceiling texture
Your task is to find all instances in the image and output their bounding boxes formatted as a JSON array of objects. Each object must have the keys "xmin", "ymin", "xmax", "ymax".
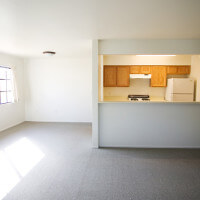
[
  {"xmin": 0, "ymin": 0, "xmax": 200, "ymax": 57},
  {"xmin": 0, "ymin": 53, "xmax": 25, "ymax": 131},
  {"xmin": 24, "ymin": 56, "xmax": 92, "ymax": 122}
]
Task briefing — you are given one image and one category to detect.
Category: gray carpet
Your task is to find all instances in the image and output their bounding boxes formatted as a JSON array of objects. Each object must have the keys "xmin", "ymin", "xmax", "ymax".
[{"xmin": 0, "ymin": 122, "xmax": 200, "ymax": 200}]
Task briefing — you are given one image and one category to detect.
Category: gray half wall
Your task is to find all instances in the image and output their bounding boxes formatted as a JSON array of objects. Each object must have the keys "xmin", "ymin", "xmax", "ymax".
[
  {"xmin": 98, "ymin": 39, "xmax": 200, "ymax": 55},
  {"xmin": 99, "ymin": 103, "xmax": 200, "ymax": 148}
]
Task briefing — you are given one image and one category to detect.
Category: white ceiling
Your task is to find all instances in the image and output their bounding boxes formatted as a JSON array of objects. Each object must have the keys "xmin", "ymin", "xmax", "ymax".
[{"xmin": 0, "ymin": 0, "xmax": 200, "ymax": 57}]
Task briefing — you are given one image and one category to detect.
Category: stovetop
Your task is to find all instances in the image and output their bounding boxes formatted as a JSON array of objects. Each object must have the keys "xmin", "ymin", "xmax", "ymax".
[
  {"xmin": 128, "ymin": 95, "xmax": 150, "ymax": 101},
  {"xmin": 128, "ymin": 95, "xmax": 149, "ymax": 98}
]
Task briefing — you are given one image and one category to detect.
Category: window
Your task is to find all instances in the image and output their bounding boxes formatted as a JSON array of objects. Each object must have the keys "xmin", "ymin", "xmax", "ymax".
[{"xmin": 0, "ymin": 66, "xmax": 14, "ymax": 104}]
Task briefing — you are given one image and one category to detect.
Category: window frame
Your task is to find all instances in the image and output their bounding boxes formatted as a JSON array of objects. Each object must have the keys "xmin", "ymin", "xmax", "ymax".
[{"xmin": 0, "ymin": 66, "xmax": 13, "ymax": 105}]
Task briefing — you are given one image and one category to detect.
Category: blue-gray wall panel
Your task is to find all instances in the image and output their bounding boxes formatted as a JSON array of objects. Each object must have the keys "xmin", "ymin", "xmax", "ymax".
[{"xmin": 99, "ymin": 103, "xmax": 200, "ymax": 148}]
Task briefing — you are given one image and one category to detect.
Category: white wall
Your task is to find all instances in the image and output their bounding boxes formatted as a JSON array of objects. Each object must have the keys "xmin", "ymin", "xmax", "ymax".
[
  {"xmin": 24, "ymin": 56, "xmax": 92, "ymax": 122},
  {"xmin": 92, "ymin": 40, "xmax": 99, "ymax": 147},
  {"xmin": 190, "ymin": 55, "xmax": 200, "ymax": 78},
  {"xmin": 0, "ymin": 53, "xmax": 25, "ymax": 132},
  {"xmin": 190, "ymin": 55, "xmax": 200, "ymax": 101},
  {"xmin": 103, "ymin": 55, "xmax": 191, "ymax": 65}
]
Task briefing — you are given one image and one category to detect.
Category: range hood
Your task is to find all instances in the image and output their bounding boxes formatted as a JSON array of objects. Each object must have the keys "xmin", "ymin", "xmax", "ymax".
[{"xmin": 130, "ymin": 74, "xmax": 151, "ymax": 79}]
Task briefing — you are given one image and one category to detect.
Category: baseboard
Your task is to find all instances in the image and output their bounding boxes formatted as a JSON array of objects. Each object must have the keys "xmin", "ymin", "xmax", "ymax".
[
  {"xmin": 0, "ymin": 120, "xmax": 25, "ymax": 133},
  {"xmin": 92, "ymin": 145, "xmax": 99, "ymax": 149},
  {"xmin": 24, "ymin": 121, "xmax": 92, "ymax": 125}
]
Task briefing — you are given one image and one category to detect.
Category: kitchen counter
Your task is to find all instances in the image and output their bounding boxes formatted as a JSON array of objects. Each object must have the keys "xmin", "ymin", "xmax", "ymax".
[{"xmin": 99, "ymin": 96, "xmax": 200, "ymax": 104}]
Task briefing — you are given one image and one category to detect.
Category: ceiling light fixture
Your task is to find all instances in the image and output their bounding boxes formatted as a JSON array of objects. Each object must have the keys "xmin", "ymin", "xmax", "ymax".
[
  {"xmin": 43, "ymin": 51, "xmax": 56, "ymax": 56},
  {"xmin": 136, "ymin": 55, "xmax": 176, "ymax": 56}
]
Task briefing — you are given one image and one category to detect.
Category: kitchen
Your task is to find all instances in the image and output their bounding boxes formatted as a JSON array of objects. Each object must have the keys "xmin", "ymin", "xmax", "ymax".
[
  {"xmin": 99, "ymin": 55, "xmax": 200, "ymax": 103},
  {"xmin": 95, "ymin": 47, "xmax": 200, "ymax": 148}
]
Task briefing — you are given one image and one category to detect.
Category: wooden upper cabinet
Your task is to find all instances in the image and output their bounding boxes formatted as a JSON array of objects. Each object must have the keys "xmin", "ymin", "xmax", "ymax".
[
  {"xmin": 117, "ymin": 66, "xmax": 130, "ymax": 87},
  {"xmin": 167, "ymin": 65, "xmax": 190, "ymax": 75},
  {"xmin": 104, "ymin": 65, "xmax": 191, "ymax": 88},
  {"xmin": 130, "ymin": 66, "xmax": 140, "ymax": 74},
  {"xmin": 151, "ymin": 66, "xmax": 167, "ymax": 87},
  {"xmin": 104, "ymin": 66, "xmax": 117, "ymax": 87},
  {"xmin": 177, "ymin": 66, "xmax": 190, "ymax": 74},
  {"xmin": 130, "ymin": 65, "xmax": 151, "ymax": 74},
  {"xmin": 167, "ymin": 66, "xmax": 178, "ymax": 74},
  {"xmin": 140, "ymin": 66, "xmax": 151, "ymax": 74},
  {"xmin": 104, "ymin": 65, "xmax": 130, "ymax": 87}
]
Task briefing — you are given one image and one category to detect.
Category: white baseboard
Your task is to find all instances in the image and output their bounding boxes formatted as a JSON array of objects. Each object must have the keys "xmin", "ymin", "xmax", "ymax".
[{"xmin": 0, "ymin": 120, "xmax": 25, "ymax": 133}]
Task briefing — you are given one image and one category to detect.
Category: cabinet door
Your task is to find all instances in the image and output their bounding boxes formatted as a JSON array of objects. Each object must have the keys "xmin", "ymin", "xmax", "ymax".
[
  {"xmin": 104, "ymin": 66, "xmax": 117, "ymax": 87},
  {"xmin": 117, "ymin": 66, "xmax": 130, "ymax": 87},
  {"xmin": 177, "ymin": 66, "xmax": 190, "ymax": 74},
  {"xmin": 151, "ymin": 66, "xmax": 167, "ymax": 87},
  {"xmin": 167, "ymin": 66, "xmax": 178, "ymax": 74},
  {"xmin": 141, "ymin": 66, "xmax": 151, "ymax": 74},
  {"xmin": 130, "ymin": 66, "xmax": 140, "ymax": 74}
]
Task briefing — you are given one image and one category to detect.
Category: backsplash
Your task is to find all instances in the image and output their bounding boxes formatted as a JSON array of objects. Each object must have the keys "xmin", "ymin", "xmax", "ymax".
[
  {"xmin": 104, "ymin": 75, "xmax": 188, "ymax": 98},
  {"xmin": 104, "ymin": 79, "xmax": 166, "ymax": 97}
]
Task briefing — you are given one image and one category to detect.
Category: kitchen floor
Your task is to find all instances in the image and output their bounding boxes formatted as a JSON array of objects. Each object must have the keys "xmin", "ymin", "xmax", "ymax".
[{"xmin": 0, "ymin": 122, "xmax": 200, "ymax": 200}]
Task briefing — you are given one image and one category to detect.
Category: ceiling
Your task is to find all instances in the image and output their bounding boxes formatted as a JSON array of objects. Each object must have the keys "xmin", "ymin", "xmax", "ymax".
[{"xmin": 0, "ymin": 0, "xmax": 200, "ymax": 57}]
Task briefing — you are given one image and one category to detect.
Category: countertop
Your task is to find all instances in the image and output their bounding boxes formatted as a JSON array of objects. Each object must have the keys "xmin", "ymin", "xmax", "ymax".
[{"xmin": 99, "ymin": 96, "xmax": 200, "ymax": 104}]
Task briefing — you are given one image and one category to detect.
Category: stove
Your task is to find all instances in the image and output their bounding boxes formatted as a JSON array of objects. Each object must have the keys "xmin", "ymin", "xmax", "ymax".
[{"xmin": 128, "ymin": 95, "xmax": 150, "ymax": 101}]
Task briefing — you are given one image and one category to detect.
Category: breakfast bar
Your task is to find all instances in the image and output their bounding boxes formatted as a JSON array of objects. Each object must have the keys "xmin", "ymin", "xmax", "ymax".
[{"xmin": 99, "ymin": 102, "xmax": 200, "ymax": 148}]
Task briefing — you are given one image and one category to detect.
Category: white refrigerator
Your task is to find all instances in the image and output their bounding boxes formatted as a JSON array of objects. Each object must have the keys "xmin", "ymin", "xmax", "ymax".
[{"xmin": 165, "ymin": 78, "xmax": 194, "ymax": 102}]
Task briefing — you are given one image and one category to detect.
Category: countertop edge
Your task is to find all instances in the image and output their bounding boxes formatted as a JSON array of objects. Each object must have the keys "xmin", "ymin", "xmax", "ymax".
[{"xmin": 98, "ymin": 101, "xmax": 200, "ymax": 104}]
